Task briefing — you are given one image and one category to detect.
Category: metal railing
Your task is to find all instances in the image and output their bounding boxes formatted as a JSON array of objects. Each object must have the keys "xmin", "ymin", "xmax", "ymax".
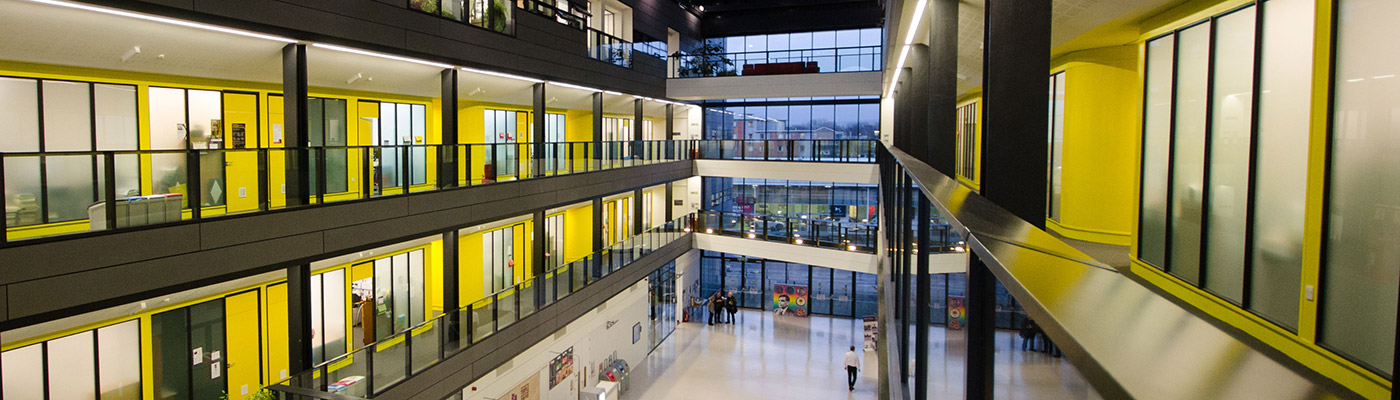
[
  {"xmin": 669, "ymin": 45, "xmax": 883, "ymax": 78},
  {"xmin": 1, "ymin": 139, "xmax": 877, "ymax": 245},
  {"xmin": 517, "ymin": 0, "xmax": 586, "ymax": 29},
  {"xmin": 694, "ymin": 139, "xmax": 877, "ymax": 162},
  {"xmin": 588, "ymin": 28, "xmax": 632, "ymax": 68},
  {"xmin": 695, "ymin": 209, "xmax": 879, "ymax": 252},
  {"xmin": 266, "ymin": 214, "xmax": 696, "ymax": 399},
  {"xmin": 407, "ymin": 0, "xmax": 514, "ymax": 35}
]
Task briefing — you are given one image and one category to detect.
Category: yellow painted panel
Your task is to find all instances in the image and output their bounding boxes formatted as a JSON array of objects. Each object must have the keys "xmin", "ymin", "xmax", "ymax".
[
  {"xmin": 266, "ymin": 283, "xmax": 290, "ymax": 384},
  {"xmin": 563, "ymin": 204, "xmax": 594, "ymax": 263},
  {"xmin": 460, "ymin": 229, "xmax": 486, "ymax": 305},
  {"xmin": 427, "ymin": 239, "xmax": 444, "ymax": 316},
  {"xmin": 224, "ymin": 92, "xmax": 262, "ymax": 215},
  {"xmin": 225, "ymin": 290, "xmax": 263, "ymax": 400},
  {"xmin": 1052, "ymin": 59, "xmax": 1138, "ymax": 244}
]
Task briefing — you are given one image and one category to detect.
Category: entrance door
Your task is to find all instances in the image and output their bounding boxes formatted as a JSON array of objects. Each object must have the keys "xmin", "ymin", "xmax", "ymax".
[
  {"xmin": 152, "ymin": 298, "xmax": 227, "ymax": 400},
  {"xmin": 225, "ymin": 290, "xmax": 263, "ymax": 399},
  {"xmin": 189, "ymin": 299, "xmax": 227, "ymax": 399}
]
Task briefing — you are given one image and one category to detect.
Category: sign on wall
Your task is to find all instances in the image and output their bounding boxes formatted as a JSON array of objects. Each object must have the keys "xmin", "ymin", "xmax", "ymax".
[
  {"xmin": 548, "ymin": 347, "xmax": 575, "ymax": 389},
  {"xmin": 772, "ymin": 284, "xmax": 809, "ymax": 317}
]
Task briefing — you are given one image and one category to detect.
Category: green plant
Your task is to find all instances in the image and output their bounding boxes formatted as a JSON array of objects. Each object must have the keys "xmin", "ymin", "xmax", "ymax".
[
  {"xmin": 220, "ymin": 388, "xmax": 278, "ymax": 400},
  {"xmin": 411, "ymin": 0, "xmax": 440, "ymax": 14},
  {"xmin": 488, "ymin": 0, "xmax": 510, "ymax": 33},
  {"xmin": 678, "ymin": 42, "xmax": 734, "ymax": 77}
]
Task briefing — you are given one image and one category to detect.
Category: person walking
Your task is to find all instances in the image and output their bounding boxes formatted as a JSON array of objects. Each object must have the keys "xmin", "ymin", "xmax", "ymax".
[
  {"xmin": 725, "ymin": 291, "xmax": 739, "ymax": 324},
  {"xmin": 843, "ymin": 345, "xmax": 860, "ymax": 391}
]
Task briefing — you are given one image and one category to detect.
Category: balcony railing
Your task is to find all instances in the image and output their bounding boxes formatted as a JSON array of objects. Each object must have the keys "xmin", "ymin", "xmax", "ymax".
[
  {"xmin": 694, "ymin": 139, "xmax": 877, "ymax": 162},
  {"xmin": 588, "ymin": 28, "xmax": 633, "ymax": 68},
  {"xmin": 696, "ymin": 210, "xmax": 879, "ymax": 252},
  {"xmin": 669, "ymin": 45, "xmax": 883, "ymax": 78},
  {"xmin": 1, "ymin": 139, "xmax": 878, "ymax": 245},
  {"xmin": 408, "ymin": 0, "xmax": 515, "ymax": 35},
  {"xmin": 265, "ymin": 214, "xmax": 696, "ymax": 399},
  {"xmin": 517, "ymin": 0, "xmax": 586, "ymax": 29}
]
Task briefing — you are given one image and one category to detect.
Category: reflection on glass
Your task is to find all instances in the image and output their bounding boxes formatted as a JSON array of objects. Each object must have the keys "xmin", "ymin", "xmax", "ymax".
[
  {"xmin": 1140, "ymin": 36, "xmax": 1174, "ymax": 268},
  {"xmin": 1169, "ymin": 23, "xmax": 1210, "ymax": 284},
  {"xmin": 1202, "ymin": 7, "xmax": 1255, "ymax": 302}
]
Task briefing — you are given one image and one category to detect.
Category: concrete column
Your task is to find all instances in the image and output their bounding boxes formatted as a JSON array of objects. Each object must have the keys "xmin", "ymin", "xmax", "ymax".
[{"xmin": 981, "ymin": 0, "xmax": 1051, "ymax": 228}]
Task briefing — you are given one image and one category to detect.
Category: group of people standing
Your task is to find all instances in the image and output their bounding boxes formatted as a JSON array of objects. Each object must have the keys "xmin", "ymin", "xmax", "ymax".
[
  {"xmin": 1019, "ymin": 319, "xmax": 1062, "ymax": 357},
  {"xmin": 707, "ymin": 291, "xmax": 738, "ymax": 325}
]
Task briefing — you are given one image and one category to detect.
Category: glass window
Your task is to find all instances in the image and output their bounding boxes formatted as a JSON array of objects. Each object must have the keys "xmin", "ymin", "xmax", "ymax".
[
  {"xmin": 1322, "ymin": 0, "xmax": 1400, "ymax": 375},
  {"xmin": 48, "ymin": 330, "xmax": 97, "ymax": 399},
  {"xmin": 42, "ymin": 80, "xmax": 92, "ymax": 152},
  {"xmin": 98, "ymin": 320, "xmax": 143, "ymax": 400},
  {"xmin": 322, "ymin": 269, "xmax": 348, "ymax": 361},
  {"xmin": 0, "ymin": 77, "xmax": 40, "ymax": 152},
  {"xmin": 1168, "ymin": 23, "xmax": 1210, "ymax": 285},
  {"xmin": 1140, "ymin": 36, "xmax": 1174, "ymax": 268},
  {"xmin": 812, "ymin": 266, "xmax": 832, "ymax": 315},
  {"xmin": 931, "ymin": 274, "xmax": 947, "ymax": 324},
  {"xmin": 1, "ymin": 344, "xmax": 44, "ymax": 399},
  {"xmin": 854, "ymin": 272, "xmax": 877, "ymax": 317},
  {"xmin": 1202, "ymin": 7, "xmax": 1256, "ymax": 303},
  {"xmin": 94, "ymin": 84, "xmax": 139, "ymax": 151},
  {"xmin": 832, "ymin": 270, "xmax": 854, "ymax": 316},
  {"xmin": 1248, "ymin": 0, "xmax": 1312, "ymax": 330},
  {"xmin": 1048, "ymin": 72, "xmax": 1066, "ymax": 221}
]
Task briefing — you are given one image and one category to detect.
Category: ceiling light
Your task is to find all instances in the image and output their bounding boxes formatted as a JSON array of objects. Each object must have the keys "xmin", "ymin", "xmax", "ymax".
[
  {"xmin": 549, "ymin": 81, "xmax": 601, "ymax": 92},
  {"xmin": 27, "ymin": 0, "xmax": 295, "ymax": 43},
  {"xmin": 315, "ymin": 43, "xmax": 453, "ymax": 69},
  {"xmin": 347, "ymin": 72, "xmax": 364, "ymax": 85},
  {"xmin": 904, "ymin": 0, "xmax": 928, "ymax": 45},
  {"xmin": 461, "ymin": 67, "xmax": 542, "ymax": 83},
  {"xmin": 120, "ymin": 46, "xmax": 141, "ymax": 63}
]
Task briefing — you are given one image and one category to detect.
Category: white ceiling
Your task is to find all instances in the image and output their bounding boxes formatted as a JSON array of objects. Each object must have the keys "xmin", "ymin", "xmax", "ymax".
[
  {"xmin": 0, "ymin": 0, "xmax": 286, "ymax": 84},
  {"xmin": 308, "ymin": 46, "xmax": 445, "ymax": 98}
]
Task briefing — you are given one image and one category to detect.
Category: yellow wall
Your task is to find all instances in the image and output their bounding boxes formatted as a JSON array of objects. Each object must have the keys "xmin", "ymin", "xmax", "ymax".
[
  {"xmin": 458, "ymin": 219, "xmax": 534, "ymax": 305},
  {"xmin": 563, "ymin": 204, "xmax": 594, "ymax": 263},
  {"xmin": 1046, "ymin": 47, "xmax": 1139, "ymax": 246}
]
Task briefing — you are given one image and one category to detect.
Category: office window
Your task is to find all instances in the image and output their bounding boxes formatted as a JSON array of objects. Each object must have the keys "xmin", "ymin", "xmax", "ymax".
[
  {"xmin": 1169, "ymin": 22, "xmax": 1210, "ymax": 285},
  {"xmin": 0, "ymin": 319, "xmax": 141, "ymax": 400},
  {"xmin": 1202, "ymin": 7, "xmax": 1256, "ymax": 303},
  {"xmin": 1047, "ymin": 72, "xmax": 1066, "ymax": 221},
  {"xmin": 1140, "ymin": 36, "xmax": 1174, "ymax": 269},
  {"xmin": 1322, "ymin": 0, "xmax": 1400, "ymax": 376}
]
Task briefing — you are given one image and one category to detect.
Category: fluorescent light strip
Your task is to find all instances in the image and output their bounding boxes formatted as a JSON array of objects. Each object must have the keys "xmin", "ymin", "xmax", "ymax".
[
  {"xmin": 604, "ymin": 91, "xmax": 623, "ymax": 95},
  {"xmin": 886, "ymin": 45, "xmax": 911, "ymax": 98},
  {"xmin": 903, "ymin": 0, "xmax": 928, "ymax": 45},
  {"xmin": 28, "ymin": 0, "xmax": 295, "ymax": 43},
  {"xmin": 460, "ymin": 67, "xmax": 543, "ymax": 83},
  {"xmin": 313, "ymin": 43, "xmax": 453, "ymax": 69},
  {"xmin": 549, "ymin": 81, "xmax": 601, "ymax": 92}
]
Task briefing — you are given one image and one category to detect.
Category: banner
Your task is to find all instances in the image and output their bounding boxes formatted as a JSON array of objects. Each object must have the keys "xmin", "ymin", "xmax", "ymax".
[
  {"xmin": 772, "ymin": 284, "xmax": 809, "ymax": 317},
  {"xmin": 948, "ymin": 296, "xmax": 966, "ymax": 330},
  {"xmin": 548, "ymin": 347, "xmax": 574, "ymax": 389},
  {"xmin": 862, "ymin": 316, "xmax": 878, "ymax": 352},
  {"xmin": 501, "ymin": 371, "xmax": 540, "ymax": 400}
]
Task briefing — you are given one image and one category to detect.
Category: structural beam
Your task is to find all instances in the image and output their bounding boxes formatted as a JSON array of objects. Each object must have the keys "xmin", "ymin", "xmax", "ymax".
[
  {"xmin": 440, "ymin": 69, "xmax": 459, "ymax": 188},
  {"xmin": 980, "ymin": 0, "xmax": 1051, "ymax": 228},
  {"xmin": 287, "ymin": 263, "xmax": 313, "ymax": 374},
  {"xmin": 282, "ymin": 43, "xmax": 310, "ymax": 207},
  {"xmin": 927, "ymin": 0, "xmax": 959, "ymax": 175}
]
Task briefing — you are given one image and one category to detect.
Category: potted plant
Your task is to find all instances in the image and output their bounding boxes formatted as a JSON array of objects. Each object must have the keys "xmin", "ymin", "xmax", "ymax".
[{"xmin": 677, "ymin": 42, "xmax": 734, "ymax": 77}]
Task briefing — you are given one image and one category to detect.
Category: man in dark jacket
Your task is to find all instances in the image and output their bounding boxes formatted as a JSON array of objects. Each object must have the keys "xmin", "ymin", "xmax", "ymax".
[
  {"xmin": 725, "ymin": 291, "xmax": 739, "ymax": 323},
  {"xmin": 709, "ymin": 292, "xmax": 723, "ymax": 325}
]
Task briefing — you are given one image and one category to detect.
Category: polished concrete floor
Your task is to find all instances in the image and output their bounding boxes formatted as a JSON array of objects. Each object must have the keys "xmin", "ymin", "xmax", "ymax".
[{"xmin": 627, "ymin": 309, "xmax": 1099, "ymax": 400}]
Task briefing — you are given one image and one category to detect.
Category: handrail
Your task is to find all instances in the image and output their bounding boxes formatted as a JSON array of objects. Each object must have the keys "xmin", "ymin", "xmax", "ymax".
[
  {"xmin": 0, "ymin": 139, "xmax": 876, "ymax": 245},
  {"xmin": 669, "ymin": 45, "xmax": 883, "ymax": 78},
  {"xmin": 266, "ymin": 213, "xmax": 696, "ymax": 398},
  {"xmin": 879, "ymin": 144, "xmax": 1353, "ymax": 399}
]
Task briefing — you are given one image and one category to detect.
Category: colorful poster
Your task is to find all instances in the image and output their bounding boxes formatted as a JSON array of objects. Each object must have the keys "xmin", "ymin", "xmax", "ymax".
[
  {"xmin": 501, "ymin": 371, "xmax": 540, "ymax": 400},
  {"xmin": 948, "ymin": 296, "xmax": 966, "ymax": 330},
  {"xmin": 862, "ymin": 316, "xmax": 878, "ymax": 352},
  {"xmin": 772, "ymin": 284, "xmax": 809, "ymax": 317},
  {"xmin": 548, "ymin": 347, "xmax": 574, "ymax": 389}
]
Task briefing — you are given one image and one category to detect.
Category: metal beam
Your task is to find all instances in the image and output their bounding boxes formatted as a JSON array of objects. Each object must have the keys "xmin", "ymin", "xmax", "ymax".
[
  {"xmin": 440, "ymin": 69, "xmax": 459, "ymax": 189},
  {"xmin": 282, "ymin": 43, "xmax": 310, "ymax": 207},
  {"xmin": 980, "ymin": 0, "xmax": 1050, "ymax": 228}
]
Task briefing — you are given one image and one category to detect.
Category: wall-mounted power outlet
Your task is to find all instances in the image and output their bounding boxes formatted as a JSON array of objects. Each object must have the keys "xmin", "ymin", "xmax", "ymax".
[
  {"xmin": 281, "ymin": 184, "xmax": 286, "ymax": 194},
  {"xmin": 238, "ymin": 187, "xmax": 247, "ymax": 198},
  {"xmin": 1305, "ymin": 285, "xmax": 1315, "ymax": 301}
]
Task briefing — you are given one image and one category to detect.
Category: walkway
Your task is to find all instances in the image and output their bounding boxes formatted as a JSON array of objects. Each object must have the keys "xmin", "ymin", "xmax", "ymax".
[{"xmin": 627, "ymin": 309, "xmax": 1100, "ymax": 400}]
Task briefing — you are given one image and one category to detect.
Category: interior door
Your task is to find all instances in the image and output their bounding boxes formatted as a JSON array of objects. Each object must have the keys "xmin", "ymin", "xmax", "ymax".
[
  {"xmin": 222, "ymin": 92, "xmax": 260, "ymax": 214},
  {"xmin": 189, "ymin": 299, "xmax": 227, "ymax": 400},
  {"xmin": 225, "ymin": 290, "xmax": 263, "ymax": 399}
]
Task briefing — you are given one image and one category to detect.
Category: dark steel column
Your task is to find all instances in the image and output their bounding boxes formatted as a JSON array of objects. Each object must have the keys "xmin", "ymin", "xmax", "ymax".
[
  {"xmin": 664, "ymin": 182, "xmax": 674, "ymax": 221},
  {"xmin": 980, "ymin": 0, "xmax": 1051, "ymax": 228},
  {"xmin": 915, "ymin": 194, "xmax": 932, "ymax": 400},
  {"xmin": 533, "ymin": 82, "xmax": 546, "ymax": 177},
  {"xmin": 439, "ymin": 69, "xmax": 459, "ymax": 188},
  {"xmin": 927, "ymin": 0, "xmax": 959, "ymax": 175},
  {"xmin": 593, "ymin": 197, "xmax": 604, "ymax": 274},
  {"xmin": 287, "ymin": 263, "xmax": 313, "ymax": 374},
  {"xmin": 533, "ymin": 210, "xmax": 547, "ymax": 307},
  {"xmin": 441, "ymin": 231, "xmax": 460, "ymax": 354},
  {"xmin": 282, "ymin": 43, "xmax": 310, "ymax": 207},
  {"xmin": 966, "ymin": 252, "xmax": 997, "ymax": 399},
  {"xmin": 592, "ymin": 92, "xmax": 604, "ymax": 165},
  {"xmin": 634, "ymin": 98, "xmax": 644, "ymax": 160},
  {"xmin": 907, "ymin": 44, "xmax": 930, "ymax": 163},
  {"xmin": 665, "ymin": 103, "xmax": 676, "ymax": 159},
  {"xmin": 633, "ymin": 189, "xmax": 645, "ymax": 234}
]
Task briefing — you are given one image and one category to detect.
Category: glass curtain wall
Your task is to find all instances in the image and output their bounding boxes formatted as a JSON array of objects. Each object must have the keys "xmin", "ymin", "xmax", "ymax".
[
  {"xmin": 0, "ymin": 320, "xmax": 141, "ymax": 400},
  {"xmin": 712, "ymin": 28, "xmax": 883, "ymax": 73},
  {"xmin": 702, "ymin": 177, "xmax": 878, "ymax": 222},
  {"xmin": 648, "ymin": 261, "xmax": 677, "ymax": 350},
  {"xmin": 1324, "ymin": 0, "xmax": 1399, "ymax": 376},
  {"xmin": 1137, "ymin": 1, "xmax": 1311, "ymax": 335},
  {"xmin": 697, "ymin": 251, "xmax": 878, "ymax": 318},
  {"xmin": 702, "ymin": 100, "xmax": 879, "ymax": 140}
]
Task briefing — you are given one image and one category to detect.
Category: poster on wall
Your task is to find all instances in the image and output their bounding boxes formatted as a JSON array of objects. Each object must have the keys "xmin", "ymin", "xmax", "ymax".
[
  {"xmin": 548, "ymin": 347, "xmax": 575, "ymax": 389},
  {"xmin": 862, "ymin": 316, "xmax": 878, "ymax": 352},
  {"xmin": 500, "ymin": 371, "xmax": 540, "ymax": 400},
  {"xmin": 772, "ymin": 284, "xmax": 809, "ymax": 317},
  {"xmin": 948, "ymin": 297, "xmax": 966, "ymax": 330}
]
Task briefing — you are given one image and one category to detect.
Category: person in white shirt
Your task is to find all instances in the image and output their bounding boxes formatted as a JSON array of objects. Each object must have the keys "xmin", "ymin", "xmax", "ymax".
[{"xmin": 843, "ymin": 345, "xmax": 860, "ymax": 391}]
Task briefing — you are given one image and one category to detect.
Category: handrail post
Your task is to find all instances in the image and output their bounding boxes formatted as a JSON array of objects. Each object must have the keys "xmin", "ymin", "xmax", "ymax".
[{"xmin": 966, "ymin": 250, "xmax": 996, "ymax": 400}]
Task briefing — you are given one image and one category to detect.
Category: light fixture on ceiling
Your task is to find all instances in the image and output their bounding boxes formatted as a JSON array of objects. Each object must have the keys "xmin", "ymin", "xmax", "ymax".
[
  {"xmin": 316, "ymin": 43, "xmax": 453, "ymax": 69},
  {"xmin": 548, "ymin": 96, "xmax": 559, "ymax": 103},
  {"xmin": 461, "ymin": 67, "xmax": 542, "ymax": 83},
  {"xmin": 550, "ymin": 81, "xmax": 601, "ymax": 92},
  {"xmin": 887, "ymin": 0, "xmax": 929, "ymax": 99},
  {"xmin": 468, "ymin": 87, "xmax": 485, "ymax": 96},
  {"xmin": 27, "ymin": 0, "xmax": 296, "ymax": 43},
  {"xmin": 120, "ymin": 46, "xmax": 141, "ymax": 62},
  {"xmin": 347, "ymin": 72, "xmax": 364, "ymax": 84}
]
